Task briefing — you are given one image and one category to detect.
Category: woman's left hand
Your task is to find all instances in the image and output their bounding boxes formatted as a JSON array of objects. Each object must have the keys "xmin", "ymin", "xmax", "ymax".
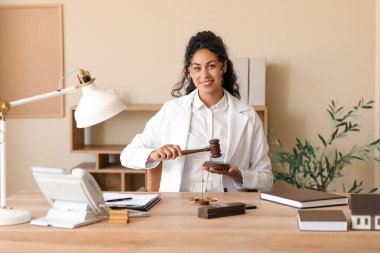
[{"xmin": 203, "ymin": 165, "xmax": 243, "ymax": 184}]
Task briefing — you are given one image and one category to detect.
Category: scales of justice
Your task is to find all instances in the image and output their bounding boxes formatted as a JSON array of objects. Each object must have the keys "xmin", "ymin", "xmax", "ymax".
[{"xmin": 177, "ymin": 139, "xmax": 230, "ymax": 206}]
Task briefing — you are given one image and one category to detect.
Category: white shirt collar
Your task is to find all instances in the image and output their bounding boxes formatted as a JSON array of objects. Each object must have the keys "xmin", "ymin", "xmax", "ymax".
[{"xmin": 193, "ymin": 90, "xmax": 228, "ymax": 112}]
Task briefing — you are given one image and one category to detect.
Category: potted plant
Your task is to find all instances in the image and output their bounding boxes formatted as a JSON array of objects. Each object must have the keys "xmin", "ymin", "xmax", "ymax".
[{"xmin": 270, "ymin": 99, "xmax": 380, "ymax": 193}]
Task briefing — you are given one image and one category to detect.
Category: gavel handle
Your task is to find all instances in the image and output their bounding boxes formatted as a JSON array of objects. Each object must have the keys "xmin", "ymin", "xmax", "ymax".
[
  {"xmin": 181, "ymin": 147, "xmax": 210, "ymax": 155},
  {"xmin": 157, "ymin": 147, "xmax": 210, "ymax": 158}
]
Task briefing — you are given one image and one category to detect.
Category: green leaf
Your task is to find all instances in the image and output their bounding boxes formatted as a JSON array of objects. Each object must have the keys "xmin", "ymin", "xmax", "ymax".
[
  {"xmin": 350, "ymin": 156, "xmax": 363, "ymax": 161},
  {"xmin": 327, "ymin": 110, "xmax": 334, "ymax": 120},
  {"xmin": 331, "ymin": 128, "xmax": 339, "ymax": 142},
  {"xmin": 369, "ymin": 188, "xmax": 378, "ymax": 193},
  {"xmin": 336, "ymin": 106, "xmax": 343, "ymax": 113},
  {"xmin": 348, "ymin": 180, "xmax": 364, "ymax": 193},
  {"xmin": 318, "ymin": 134, "xmax": 327, "ymax": 147},
  {"xmin": 336, "ymin": 122, "xmax": 346, "ymax": 127},
  {"xmin": 369, "ymin": 139, "xmax": 380, "ymax": 145}
]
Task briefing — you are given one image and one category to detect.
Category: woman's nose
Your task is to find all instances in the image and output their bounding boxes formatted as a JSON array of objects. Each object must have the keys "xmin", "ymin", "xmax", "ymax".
[{"xmin": 200, "ymin": 67, "xmax": 209, "ymax": 78}]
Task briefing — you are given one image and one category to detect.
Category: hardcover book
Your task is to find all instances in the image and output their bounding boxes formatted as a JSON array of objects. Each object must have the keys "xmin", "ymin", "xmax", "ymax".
[
  {"xmin": 297, "ymin": 210, "xmax": 348, "ymax": 231},
  {"xmin": 260, "ymin": 188, "xmax": 348, "ymax": 208}
]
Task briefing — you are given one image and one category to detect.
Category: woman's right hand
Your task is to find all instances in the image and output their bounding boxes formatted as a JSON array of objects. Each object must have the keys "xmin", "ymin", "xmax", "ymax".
[{"xmin": 147, "ymin": 144, "xmax": 183, "ymax": 162}]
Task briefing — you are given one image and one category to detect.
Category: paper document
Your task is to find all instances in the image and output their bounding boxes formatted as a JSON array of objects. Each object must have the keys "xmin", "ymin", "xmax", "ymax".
[{"xmin": 103, "ymin": 192, "xmax": 159, "ymax": 207}]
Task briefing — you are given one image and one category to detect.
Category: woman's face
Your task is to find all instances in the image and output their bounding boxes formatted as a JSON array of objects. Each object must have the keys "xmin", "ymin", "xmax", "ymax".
[{"xmin": 188, "ymin": 49, "xmax": 226, "ymax": 97}]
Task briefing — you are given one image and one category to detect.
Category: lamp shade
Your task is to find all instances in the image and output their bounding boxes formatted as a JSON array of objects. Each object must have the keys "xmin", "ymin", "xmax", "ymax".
[{"xmin": 75, "ymin": 84, "xmax": 125, "ymax": 128}]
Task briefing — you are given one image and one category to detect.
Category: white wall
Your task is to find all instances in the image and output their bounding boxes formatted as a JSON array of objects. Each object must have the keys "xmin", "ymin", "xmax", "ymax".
[{"xmin": 0, "ymin": 0, "xmax": 377, "ymax": 194}]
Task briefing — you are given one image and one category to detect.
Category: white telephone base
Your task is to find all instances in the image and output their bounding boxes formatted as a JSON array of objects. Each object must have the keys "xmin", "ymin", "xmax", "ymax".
[
  {"xmin": 30, "ymin": 200, "xmax": 103, "ymax": 229},
  {"xmin": 31, "ymin": 216, "xmax": 102, "ymax": 229}
]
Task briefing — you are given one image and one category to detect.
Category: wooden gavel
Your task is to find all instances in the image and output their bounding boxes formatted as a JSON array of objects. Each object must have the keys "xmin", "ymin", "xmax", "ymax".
[
  {"xmin": 183, "ymin": 139, "xmax": 230, "ymax": 170},
  {"xmin": 181, "ymin": 139, "xmax": 221, "ymax": 158},
  {"xmin": 158, "ymin": 139, "xmax": 221, "ymax": 158}
]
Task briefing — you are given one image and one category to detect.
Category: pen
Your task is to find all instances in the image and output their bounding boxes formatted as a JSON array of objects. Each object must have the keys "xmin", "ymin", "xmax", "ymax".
[{"xmin": 106, "ymin": 197, "xmax": 132, "ymax": 202}]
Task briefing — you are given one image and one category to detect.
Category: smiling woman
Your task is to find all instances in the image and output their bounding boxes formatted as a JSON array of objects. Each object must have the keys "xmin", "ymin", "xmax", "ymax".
[
  {"xmin": 188, "ymin": 49, "xmax": 225, "ymax": 107},
  {"xmin": 171, "ymin": 31, "xmax": 240, "ymax": 100},
  {"xmin": 120, "ymin": 31, "xmax": 273, "ymax": 194}
]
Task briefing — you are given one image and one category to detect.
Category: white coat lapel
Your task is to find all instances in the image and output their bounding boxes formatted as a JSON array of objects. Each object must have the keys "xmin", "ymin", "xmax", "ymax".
[
  {"xmin": 170, "ymin": 90, "xmax": 194, "ymax": 185},
  {"xmin": 174, "ymin": 90, "xmax": 196, "ymax": 150},
  {"xmin": 225, "ymin": 93, "xmax": 250, "ymax": 163}
]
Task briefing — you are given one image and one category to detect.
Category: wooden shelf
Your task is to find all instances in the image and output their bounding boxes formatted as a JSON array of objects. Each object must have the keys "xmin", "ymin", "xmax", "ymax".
[
  {"xmin": 73, "ymin": 162, "xmax": 145, "ymax": 173},
  {"xmin": 70, "ymin": 145, "xmax": 124, "ymax": 154},
  {"xmin": 125, "ymin": 104, "xmax": 162, "ymax": 111},
  {"xmin": 70, "ymin": 104, "xmax": 268, "ymax": 192}
]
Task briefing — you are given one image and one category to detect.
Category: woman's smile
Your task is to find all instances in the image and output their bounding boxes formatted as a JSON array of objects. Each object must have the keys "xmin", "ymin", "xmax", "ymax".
[{"xmin": 199, "ymin": 79, "xmax": 213, "ymax": 86}]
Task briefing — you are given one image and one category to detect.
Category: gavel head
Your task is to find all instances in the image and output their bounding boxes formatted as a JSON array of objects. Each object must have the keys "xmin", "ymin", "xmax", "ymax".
[{"xmin": 208, "ymin": 139, "xmax": 221, "ymax": 158}]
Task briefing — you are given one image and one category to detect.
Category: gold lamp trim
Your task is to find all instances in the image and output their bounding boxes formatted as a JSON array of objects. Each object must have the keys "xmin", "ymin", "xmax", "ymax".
[
  {"xmin": 77, "ymin": 69, "xmax": 96, "ymax": 88},
  {"xmin": 0, "ymin": 101, "xmax": 10, "ymax": 120}
]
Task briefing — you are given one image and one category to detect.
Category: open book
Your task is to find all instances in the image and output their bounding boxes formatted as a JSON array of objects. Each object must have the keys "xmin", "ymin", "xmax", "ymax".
[{"xmin": 260, "ymin": 188, "xmax": 348, "ymax": 208}]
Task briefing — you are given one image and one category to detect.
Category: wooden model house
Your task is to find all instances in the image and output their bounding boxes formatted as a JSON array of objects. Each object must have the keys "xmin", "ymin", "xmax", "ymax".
[{"xmin": 350, "ymin": 194, "xmax": 380, "ymax": 230}]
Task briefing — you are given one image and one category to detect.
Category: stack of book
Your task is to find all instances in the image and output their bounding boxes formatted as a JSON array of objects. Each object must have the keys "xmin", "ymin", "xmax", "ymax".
[{"xmin": 260, "ymin": 188, "xmax": 349, "ymax": 232}]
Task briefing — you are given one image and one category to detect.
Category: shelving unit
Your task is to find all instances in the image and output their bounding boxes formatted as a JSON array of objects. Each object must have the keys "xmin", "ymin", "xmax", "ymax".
[{"xmin": 70, "ymin": 104, "xmax": 268, "ymax": 192}]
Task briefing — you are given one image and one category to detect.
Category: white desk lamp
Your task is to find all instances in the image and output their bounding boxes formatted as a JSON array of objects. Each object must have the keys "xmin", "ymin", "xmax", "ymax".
[{"xmin": 0, "ymin": 69, "xmax": 125, "ymax": 225}]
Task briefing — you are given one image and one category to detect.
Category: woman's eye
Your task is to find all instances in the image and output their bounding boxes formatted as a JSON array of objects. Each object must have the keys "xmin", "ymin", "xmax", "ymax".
[
  {"xmin": 193, "ymin": 66, "xmax": 201, "ymax": 71},
  {"xmin": 208, "ymin": 64, "xmax": 216, "ymax": 69}
]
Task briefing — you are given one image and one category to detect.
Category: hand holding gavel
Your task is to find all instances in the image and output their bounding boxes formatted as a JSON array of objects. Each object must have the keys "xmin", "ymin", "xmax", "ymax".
[
  {"xmin": 149, "ymin": 139, "xmax": 232, "ymax": 171},
  {"xmin": 151, "ymin": 139, "xmax": 221, "ymax": 161}
]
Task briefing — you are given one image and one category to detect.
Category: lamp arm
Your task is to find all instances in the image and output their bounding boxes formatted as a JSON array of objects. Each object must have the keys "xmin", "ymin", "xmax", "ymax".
[
  {"xmin": 0, "ymin": 69, "xmax": 109, "ymax": 225},
  {"xmin": 10, "ymin": 86, "xmax": 78, "ymax": 108},
  {"xmin": 1, "ymin": 86, "xmax": 78, "ymax": 208}
]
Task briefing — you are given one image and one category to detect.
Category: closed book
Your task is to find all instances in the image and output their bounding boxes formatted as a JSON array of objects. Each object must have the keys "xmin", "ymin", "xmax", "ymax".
[
  {"xmin": 104, "ymin": 193, "xmax": 161, "ymax": 211},
  {"xmin": 260, "ymin": 188, "xmax": 348, "ymax": 208},
  {"xmin": 297, "ymin": 210, "xmax": 348, "ymax": 231},
  {"xmin": 198, "ymin": 202, "xmax": 246, "ymax": 219}
]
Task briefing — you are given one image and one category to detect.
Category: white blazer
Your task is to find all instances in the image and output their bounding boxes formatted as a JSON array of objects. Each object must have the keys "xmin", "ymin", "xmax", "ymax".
[{"xmin": 120, "ymin": 89, "xmax": 273, "ymax": 192}]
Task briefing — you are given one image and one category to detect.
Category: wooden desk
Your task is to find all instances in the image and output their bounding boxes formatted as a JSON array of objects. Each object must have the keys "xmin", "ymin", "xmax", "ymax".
[{"xmin": 1, "ymin": 192, "xmax": 379, "ymax": 253}]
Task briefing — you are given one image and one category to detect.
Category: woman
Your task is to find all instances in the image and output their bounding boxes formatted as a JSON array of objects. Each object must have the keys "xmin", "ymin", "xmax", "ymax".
[{"xmin": 121, "ymin": 31, "xmax": 273, "ymax": 192}]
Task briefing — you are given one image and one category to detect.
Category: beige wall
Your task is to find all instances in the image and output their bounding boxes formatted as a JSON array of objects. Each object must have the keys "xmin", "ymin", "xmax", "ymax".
[
  {"xmin": 375, "ymin": 0, "xmax": 380, "ymax": 188},
  {"xmin": 0, "ymin": 0, "xmax": 377, "ymax": 194}
]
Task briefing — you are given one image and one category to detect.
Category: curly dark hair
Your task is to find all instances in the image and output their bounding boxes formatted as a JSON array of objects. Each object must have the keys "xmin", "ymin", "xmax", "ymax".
[{"xmin": 171, "ymin": 31, "xmax": 240, "ymax": 99}]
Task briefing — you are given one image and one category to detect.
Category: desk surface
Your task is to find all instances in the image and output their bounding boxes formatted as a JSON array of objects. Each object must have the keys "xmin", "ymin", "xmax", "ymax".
[{"xmin": 1, "ymin": 192, "xmax": 379, "ymax": 253}]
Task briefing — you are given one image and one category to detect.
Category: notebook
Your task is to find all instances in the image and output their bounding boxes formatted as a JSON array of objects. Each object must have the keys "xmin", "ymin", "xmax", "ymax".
[
  {"xmin": 297, "ymin": 210, "xmax": 348, "ymax": 231},
  {"xmin": 103, "ymin": 193, "xmax": 160, "ymax": 211},
  {"xmin": 260, "ymin": 188, "xmax": 348, "ymax": 208}
]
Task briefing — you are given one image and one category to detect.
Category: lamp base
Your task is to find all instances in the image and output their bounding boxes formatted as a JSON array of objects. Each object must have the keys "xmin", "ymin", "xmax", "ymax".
[{"xmin": 0, "ymin": 208, "xmax": 31, "ymax": 225}]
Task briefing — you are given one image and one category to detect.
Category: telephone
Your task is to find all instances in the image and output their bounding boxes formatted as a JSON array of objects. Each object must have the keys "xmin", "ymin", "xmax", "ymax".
[{"xmin": 31, "ymin": 166, "xmax": 109, "ymax": 228}]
